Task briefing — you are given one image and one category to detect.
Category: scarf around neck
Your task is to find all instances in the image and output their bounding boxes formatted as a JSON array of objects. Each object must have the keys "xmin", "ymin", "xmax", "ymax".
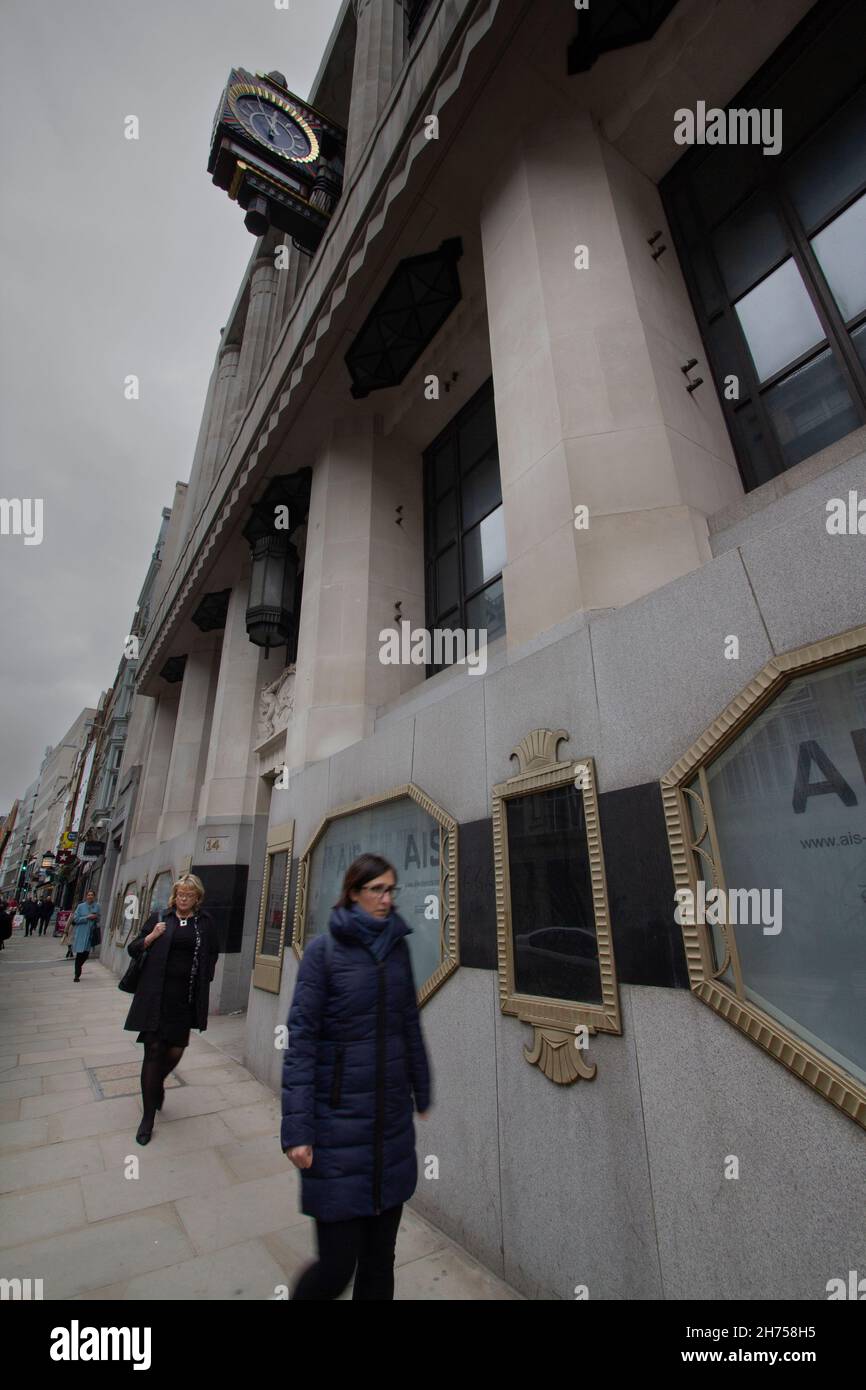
[{"xmin": 348, "ymin": 901, "xmax": 397, "ymax": 960}]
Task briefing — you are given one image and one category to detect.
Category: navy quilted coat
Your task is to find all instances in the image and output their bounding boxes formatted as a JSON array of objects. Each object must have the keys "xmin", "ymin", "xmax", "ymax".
[{"xmin": 280, "ymin": 907, "xmax": 432, "ymax": 1221}]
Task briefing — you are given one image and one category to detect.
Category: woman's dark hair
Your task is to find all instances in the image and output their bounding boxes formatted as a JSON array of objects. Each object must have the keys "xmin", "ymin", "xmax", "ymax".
[{"xmin": 336, "ymin": 855, "xmax": 397, "ymax": 909}]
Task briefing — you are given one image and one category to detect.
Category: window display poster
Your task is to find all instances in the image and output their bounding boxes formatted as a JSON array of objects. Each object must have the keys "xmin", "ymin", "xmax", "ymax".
[
  {"xmin": 305, "ymin": 798, "xmax": 445, "ymax": 991},
  {"xmin": 704, "ymin": 656, "xmax": 866, "ymax": 1083}
]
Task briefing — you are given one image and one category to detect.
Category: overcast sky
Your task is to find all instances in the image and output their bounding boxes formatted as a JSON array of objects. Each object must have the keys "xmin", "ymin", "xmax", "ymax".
[{"xmin": 0, "ymin": 0, "xmax": 345, "ymax": 810}]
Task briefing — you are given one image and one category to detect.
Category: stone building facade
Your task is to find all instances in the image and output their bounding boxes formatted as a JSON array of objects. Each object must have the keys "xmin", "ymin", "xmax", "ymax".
[{"xmin": 104, "ymin": 0, "xmax": 865, "ymax": 1298}]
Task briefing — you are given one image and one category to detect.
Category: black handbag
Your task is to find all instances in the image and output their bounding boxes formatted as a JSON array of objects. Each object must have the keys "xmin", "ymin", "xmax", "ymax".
[{"xmin": 118, "ymin": 944, "xmax": 147, "ymax": 993}]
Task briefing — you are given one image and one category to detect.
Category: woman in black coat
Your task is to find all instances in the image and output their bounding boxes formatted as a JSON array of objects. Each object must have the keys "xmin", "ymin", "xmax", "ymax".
[
  {"xmin": 123, "ymin": 873, "xmax": 219, "ymax": 1145},
  {"xmin": 281, "ymin": 854, "xmax": 432, "ymax": 1301}
]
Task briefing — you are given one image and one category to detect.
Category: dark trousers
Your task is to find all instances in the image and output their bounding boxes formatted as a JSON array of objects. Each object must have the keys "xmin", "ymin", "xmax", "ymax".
[
  {"xmin": 74, "ymin": 950, "xmax": 89, "ymax": 980},
  {"xmin": 292, "ymin": 1204, "xmax": 403, "ymax": 1301}
]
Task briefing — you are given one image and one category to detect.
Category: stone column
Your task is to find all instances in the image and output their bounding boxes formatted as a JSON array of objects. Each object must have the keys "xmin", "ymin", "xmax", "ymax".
[
  {"xmin": 232, "ymin": 257, "xmax": 280, "ymax": 423},
  {"xmin": 127, "ymin": 691, "xmax": 179, "ymax": 858},
  {"xmin": 479, "ymin": 111, "xmax": 742, "ymax": 648},
  {"xmin": 198, "ymin": 565, "xmax": 267, "ymax": 824},
  {"xmin": 156, "ymin": 635, "xmax": 221, "ymax": 843},
  {"xmin": 345, "ymin": 0, "xmax": 407, "ymax": 176},
  {"xmin": 199, "ymin": 341, "xmax": 241, "ymax": 499},
  {"xmin": 273, "ymin": 238, "xmax": 309, "ymax": 332},
  {"xmin": 177, "ymin": 354, "xmax": 220, "ymax": 550},
  {"xmin": 288, "ymin": 416, "xmax": 424, "ymax": 769}
]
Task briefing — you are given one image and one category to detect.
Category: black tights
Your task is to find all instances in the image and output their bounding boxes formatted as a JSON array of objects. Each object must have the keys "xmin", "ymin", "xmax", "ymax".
[
  {"xmin": 292, "ymin": 1205, "xmax": 403, "ymax": 1300},
  {"xmin": 140, "ymin": 1039, "xmax": 184, "ymax": 1123}
]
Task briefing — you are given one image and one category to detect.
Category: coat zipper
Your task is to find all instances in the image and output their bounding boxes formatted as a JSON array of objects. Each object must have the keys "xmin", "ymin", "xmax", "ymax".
[
  {"xmin": 373, "ymin": 959, "xmax": 385, "ymax": 1214},
  {"xmin": 330, "ymin": 1043, "xmax": 345, "ymax": 1107}
]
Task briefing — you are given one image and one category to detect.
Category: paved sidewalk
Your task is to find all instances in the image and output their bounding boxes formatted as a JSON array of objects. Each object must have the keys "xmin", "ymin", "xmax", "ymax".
[{"xmin": 0, "ymin": 930, "xmax": 519, "ymax": 1300}]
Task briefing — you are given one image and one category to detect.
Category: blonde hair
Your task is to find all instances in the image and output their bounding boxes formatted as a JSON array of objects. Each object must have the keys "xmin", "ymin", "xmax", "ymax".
[{"xmin": 168, "ymin": 873, "xmax": 205, "ymax": 910}]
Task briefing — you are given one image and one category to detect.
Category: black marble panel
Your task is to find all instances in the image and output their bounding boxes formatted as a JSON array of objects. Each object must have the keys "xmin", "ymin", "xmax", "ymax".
[{"xmin": 191, "ymin": 863, "xmax": 249, "ymax": 954}]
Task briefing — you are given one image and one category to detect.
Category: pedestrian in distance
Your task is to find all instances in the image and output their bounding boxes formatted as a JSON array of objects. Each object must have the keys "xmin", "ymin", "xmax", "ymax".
[
  {"xmin": 0, "ymin": 902, "xmax": 11, "ymax": 951},
  {"xmin": 20, "ymin": 896, "xmax": 39, "ymax": 937},
  {"xmin": 61, "ymin": 909, "xmax": 74, "ymax": 957},
  {"xmin": 122, "ymin": 874, "xmax": 220, "ymax": 1146},
  {"xmin": 37, "ymin": 895, "xmax": 55, "ymax": 935},
  {"xmin": 70, "ymin": 891, "xmax": 101, "ymax": 980},
  {"xmin": 281, "ymin": 853, "xmax": 432, "ymax": 1301}
]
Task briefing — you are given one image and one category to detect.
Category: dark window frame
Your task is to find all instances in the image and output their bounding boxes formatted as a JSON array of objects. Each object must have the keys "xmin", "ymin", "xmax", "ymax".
[
  {"xmin": 660, "ymin": 0, "xmax": 866, "ymax": 491},
  {"xmin": 422, "ymin": 377, "xmax": 504, "ymax": 676}
]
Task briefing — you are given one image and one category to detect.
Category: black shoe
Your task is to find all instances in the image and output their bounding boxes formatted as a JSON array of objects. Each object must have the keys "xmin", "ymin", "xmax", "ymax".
[{"xmin": 136, "ymin": 1118, "xmax": 155, "ymax": 1145}]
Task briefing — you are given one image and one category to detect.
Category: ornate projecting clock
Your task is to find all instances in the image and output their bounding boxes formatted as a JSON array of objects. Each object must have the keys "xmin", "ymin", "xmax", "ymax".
[{"xmin": 208, "ymin": 68, "xmax": 346, "ymax": 250}]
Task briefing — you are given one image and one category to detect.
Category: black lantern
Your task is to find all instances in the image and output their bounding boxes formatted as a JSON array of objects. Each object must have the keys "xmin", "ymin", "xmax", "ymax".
[
  {"xmin": 242, "ymin": 470, "xmax": 311, "ymax": 658},
  {"xmin": 245, "ymin": 534, "xmax": 299, "ymax": 656},
  {"xmin": 41, "ymin": 851, "xmax": 56, "ymax": 870}
]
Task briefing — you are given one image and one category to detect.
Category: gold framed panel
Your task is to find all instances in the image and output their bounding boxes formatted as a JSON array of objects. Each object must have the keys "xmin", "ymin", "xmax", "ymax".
[
  {"xmin": 108, "ymin": 890, "xmax": 123, "ymax": 943},
  {"xmin": 492, "ymin": 730, "xmax": 621, "ymax": 1085},
  {"xmin": 146, "ymin": 866, "xmax": 175, "ymax": 920},
  {"xmin": 660, "ymin": 622, "xmax": 866, "ymax": 1130},
  {"xmin": 292, "ymin": 784, "xmax": 458, "ymax": 1007},
  {"xmin": 253, "ymin": 820, "xmax": 294, "ymax": 993},
  {"xmin": 114, "ymin": 880, "xmax": 140, "ymax": 947}
]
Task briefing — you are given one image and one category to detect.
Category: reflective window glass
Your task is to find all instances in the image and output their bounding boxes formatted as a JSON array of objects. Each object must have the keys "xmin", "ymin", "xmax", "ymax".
[
  {"xmin": 810, "ymin": 193, "xmax": 866, "ymax": 323},
  {"xmin": 734, "ymin": 259, "xmax": 825, "ymax": 381},
  {"xmin": 260, "ymin": 850, "xmax": 287, "ymax": 958},
  {"xmin": 436, "ymin": 546, "xmax": 459, "ymax": 615},
  {"xmin": 704, "ymin": 656, "xmax": 866, "ymax": 1085},
  {"xmin": 463, "ymin": 506, "xmax": 506, "ymax": 594},
  {"xmin": 459, "ymin": 394, "xmax": 497, "ymax": 470},
  {"xmin": 505, "ymin": 786, "xmax": 602, "ymax": 1004},
  {"xmin": 784, "ymin": 88, "xmax": 866, "ymax": 230},
  {"xmin": 713, "ymin": 191, "xmax": 789, "ymax": 301},
  {"xmin": 461, "ymin": 448, "xmax": 501, "ymax": 529},
  {"xmin": 763, "ymin": 349, "xmax": 859, "ymax": 469},
  {"xmin": 465, "ymin": 577, "xmax": 506, "ymax": 644},
  {"xmin": 434, "ymin": 491, "xmax": 457, "ymax": 550}
]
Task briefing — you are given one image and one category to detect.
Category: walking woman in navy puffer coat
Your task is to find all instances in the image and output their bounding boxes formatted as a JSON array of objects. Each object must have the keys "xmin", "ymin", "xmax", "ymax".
[{"xmin": 281, "ymin": 853, "xmax": 432, "ymax": 1300}]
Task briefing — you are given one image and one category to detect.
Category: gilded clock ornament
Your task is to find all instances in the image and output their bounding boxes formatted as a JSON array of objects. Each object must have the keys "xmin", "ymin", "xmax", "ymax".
[
  {"xmin": 208, "ymin": 68, "xmax": 346, "ymax": 249},
  {"xmin": 227, "ymin": 83, "xmax": 319, "ymax": 164}
]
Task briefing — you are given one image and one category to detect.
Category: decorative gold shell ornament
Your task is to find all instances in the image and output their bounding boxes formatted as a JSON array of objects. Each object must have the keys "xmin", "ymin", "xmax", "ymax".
[
  {"xmin": 523, "ymin": 1026, "xmax": 597, "ymax": 1084},
  {"xmin": 510, "ymin": 728, "xmax": 569, "ymax": 775}
]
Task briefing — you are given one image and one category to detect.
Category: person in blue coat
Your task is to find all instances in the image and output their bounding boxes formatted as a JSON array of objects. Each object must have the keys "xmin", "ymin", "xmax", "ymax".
[
  {"xmin": 281, "ymin": 853, "xmax": 432, "ymax": 1300},
  {"xmin": 70, "ymin": 891, "xmax": 101, "ymax": 980}
]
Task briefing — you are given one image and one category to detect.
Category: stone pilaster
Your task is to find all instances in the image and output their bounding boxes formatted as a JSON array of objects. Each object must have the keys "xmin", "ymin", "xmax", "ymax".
[
  {"xmin": 127, "ymin": 691, "xmax": 179, "ymax": 858},
  {"xmin": 479, "ymin": 111, "xmax": 742, "ymax": 647},
  {"xmin": 197, "ymin": 567, "xmax": 268, "ymax": 823},
  {"xmin": 288, "ymin": 416, "xmax": 424, "ymax": 768},
  {"xmin": 156, "ymin": 635, "xmax": 221, "ymax": 843},
  {"xmin": 345, "ymin": 0, "xmax": 407, "ymax": 176},
  {"xmin": 232, "ymin": 257, "xmax": 280, "ymax": 422},
  {"xmin": 199, "ymin": 341, "xmax": 241, "ymax": 497}
]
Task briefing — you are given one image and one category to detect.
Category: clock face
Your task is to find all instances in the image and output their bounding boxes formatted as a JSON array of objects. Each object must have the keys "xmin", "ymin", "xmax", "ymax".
[{"xmin": 231, "ymin": 89, "xmax": 318, "ymax": 163}]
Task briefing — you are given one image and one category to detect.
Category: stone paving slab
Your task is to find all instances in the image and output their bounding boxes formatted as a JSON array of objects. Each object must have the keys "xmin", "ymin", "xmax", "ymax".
[{"xmin": 0, "ymin": 934, "xmax": 522, "ymax": 1300}]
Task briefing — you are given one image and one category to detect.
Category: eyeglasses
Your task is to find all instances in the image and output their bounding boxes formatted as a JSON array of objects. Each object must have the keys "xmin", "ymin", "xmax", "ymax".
[{"xmin": 362, "ymin": 884, "xmax": 400, "ymax": 898}]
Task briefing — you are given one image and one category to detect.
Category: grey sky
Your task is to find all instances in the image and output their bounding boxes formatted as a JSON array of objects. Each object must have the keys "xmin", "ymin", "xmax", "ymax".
[{"xmin": 0, "ymin": 0, "xmax": 344, "ymax": 809}]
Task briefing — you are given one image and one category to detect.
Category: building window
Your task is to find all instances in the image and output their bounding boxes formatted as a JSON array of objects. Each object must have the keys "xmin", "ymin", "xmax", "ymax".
[
  {"xmin": 423, "ymin": 378, "xmax": 506, "ymax": 673},
  {"xmin": 114, "ymin": 881, "xmax": 139, "ymax": 946},
  {"xmin": 661, "ymin": 625, "xmax": 866, "ymax": 1130},
  {"xmin": 492, "ymin": 732, "xmax": 621, "ymax": 1084},
  {"xmin": 147, "ymin": 870, "xmax": 174, "ymax": 920},
  {"xmin": 660, "ymin": 0, "xmax": 866, "ymax": 489},
  {"xmin": 253, "ymin": 821, "xmax": 294, "ymax": 993},
  {"xmin": 293, "ymin": 784, "xmax": 458, "ymax": 1004}
]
